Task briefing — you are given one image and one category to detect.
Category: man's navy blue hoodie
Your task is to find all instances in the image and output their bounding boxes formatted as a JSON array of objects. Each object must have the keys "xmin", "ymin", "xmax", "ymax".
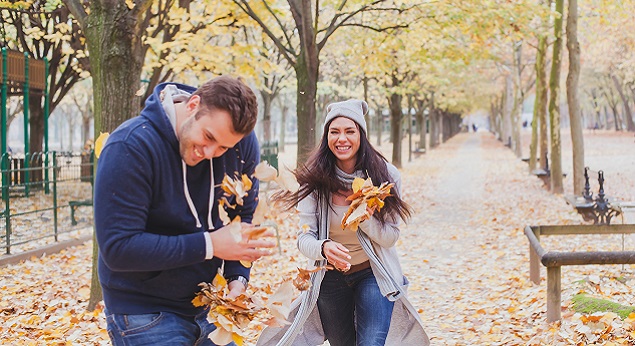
[{"xmin": 94, "ymin": 82, "xmax": 259, "ymax": 316}]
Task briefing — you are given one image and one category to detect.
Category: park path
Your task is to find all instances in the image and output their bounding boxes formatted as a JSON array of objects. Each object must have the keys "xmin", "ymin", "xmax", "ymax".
[
  {"xmin": 396, "ymin": 131, "xmax": 580, "ymax": 345},
  {"xmin": 399, "ymin": 132, "xmax": 496, "ymax": 344}
]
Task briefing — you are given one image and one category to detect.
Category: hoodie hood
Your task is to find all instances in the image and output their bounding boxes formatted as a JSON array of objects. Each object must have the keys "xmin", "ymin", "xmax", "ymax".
[
  {"xmin": 140, "ymin": 82, "xmax": 197, "ymax": 151},
  {"xmin": 141, "ymin": 82, "xmax": 214, "ymax": 230}
]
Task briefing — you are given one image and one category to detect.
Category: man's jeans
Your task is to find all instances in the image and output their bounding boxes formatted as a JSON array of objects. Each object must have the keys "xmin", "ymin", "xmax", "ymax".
[
  {"xmin": 105, "ymin": 308, "xmax": 236, "ymax": 346},
  {"xmin": 317, "ymin": 267, "xmax": 394, "ymax": 346}
]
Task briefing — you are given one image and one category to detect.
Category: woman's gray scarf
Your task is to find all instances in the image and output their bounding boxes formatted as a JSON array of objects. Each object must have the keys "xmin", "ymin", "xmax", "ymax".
[
  {"xmin": 273, "ymin": 166, "xmax": 402, "ymax": 346},
  {"xmin": 334, "ymin": 166, "xmax": 366, "ymax": 187}
]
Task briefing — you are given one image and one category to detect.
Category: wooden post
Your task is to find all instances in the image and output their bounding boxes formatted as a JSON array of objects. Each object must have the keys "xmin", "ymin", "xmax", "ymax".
[
  {"xmin": 547, "ymin": 266, "xmax": 561, "ymax": 322},
  {"xmin": 530, "ymin": 246, "xmax": 540, "ymax": 284},
  {"xmin": 530, "ymin": 227, "xmax": 541, "ymax": 284}
]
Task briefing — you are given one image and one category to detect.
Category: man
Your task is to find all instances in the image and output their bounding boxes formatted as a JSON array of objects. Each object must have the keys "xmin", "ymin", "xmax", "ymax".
[{"xmin": 94, "ymin": 76, "xmax": 275, "ymax": 345}]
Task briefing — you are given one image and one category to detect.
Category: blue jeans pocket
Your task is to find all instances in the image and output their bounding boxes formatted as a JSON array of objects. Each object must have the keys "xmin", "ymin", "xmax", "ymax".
[{"xmin": 108, "ymin": 312, "xmax": 163, "ymax": 336}]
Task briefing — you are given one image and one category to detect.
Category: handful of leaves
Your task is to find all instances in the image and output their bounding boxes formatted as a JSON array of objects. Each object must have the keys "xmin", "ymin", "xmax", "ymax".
[
  {"xmin": 193, "ymin": 266, "xmax": 321, "ymax": 345},
  {"xmin": 341, "ymin": 177, "xmax": 393, "ymax": 231},
  {"xmin": 193, "ymin": 274, "xmax": 265, "ymax": 345}
]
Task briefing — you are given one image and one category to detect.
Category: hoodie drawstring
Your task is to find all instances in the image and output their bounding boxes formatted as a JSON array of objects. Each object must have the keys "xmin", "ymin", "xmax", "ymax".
[{"xmin": 182, "ymin": 160, "xmax": 215, "ymax": 230}]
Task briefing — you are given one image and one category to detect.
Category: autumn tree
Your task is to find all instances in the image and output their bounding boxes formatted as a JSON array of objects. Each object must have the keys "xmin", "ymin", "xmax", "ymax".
[
  {"xmin": 0, "ymin": 1, "xmax": 89, "ymax": 154},
  {"xmin": 230, "ymin": 0, "xmax": 410, "ymax": 164}
]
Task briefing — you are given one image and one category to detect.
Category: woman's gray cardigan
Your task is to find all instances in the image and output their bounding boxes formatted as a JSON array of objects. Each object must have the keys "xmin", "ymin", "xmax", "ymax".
[{"xmin": 257, "ymin": 164, "xmax": 429, "ymax": 346}]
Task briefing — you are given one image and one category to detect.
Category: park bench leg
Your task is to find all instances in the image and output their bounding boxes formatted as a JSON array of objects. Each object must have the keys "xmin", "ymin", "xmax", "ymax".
[
  {"xmin": 547, "ymin": 266, "xmax": 561, "ymax": 322},
  {"xmin": 70, "ymin": 205, "xmax": 78, "ymax": 226},
  {"xmin": 529, "ymin": 244, "xmax": 540, "ymax": 284}
]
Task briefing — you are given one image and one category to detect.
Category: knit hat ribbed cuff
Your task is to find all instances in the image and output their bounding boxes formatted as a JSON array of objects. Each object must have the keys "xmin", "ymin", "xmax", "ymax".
[{"xmin": 323, "ymin": 99, "xmax": 368, "ymax": 133}]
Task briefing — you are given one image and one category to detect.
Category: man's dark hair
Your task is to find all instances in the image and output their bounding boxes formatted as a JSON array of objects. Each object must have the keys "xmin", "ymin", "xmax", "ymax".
[{"xmin": 192, "ymin": 76, "xmax": 258, "ymax": 134}]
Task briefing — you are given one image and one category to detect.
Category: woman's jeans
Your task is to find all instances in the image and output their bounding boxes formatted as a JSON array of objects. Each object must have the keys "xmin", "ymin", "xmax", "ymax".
[
  {"xmin": 105, "ymin": 308, "xmax": 236, "ymax": 346},
  {"xmin": 317, "ymin": 267, "xmax": 395, "ymax": 346}
]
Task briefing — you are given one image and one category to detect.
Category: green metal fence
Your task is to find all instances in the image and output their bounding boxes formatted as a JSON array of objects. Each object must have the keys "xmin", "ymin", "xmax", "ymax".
[{"xmin": 0, "ymin": 151, "xmax": 94, "ymax": 255}]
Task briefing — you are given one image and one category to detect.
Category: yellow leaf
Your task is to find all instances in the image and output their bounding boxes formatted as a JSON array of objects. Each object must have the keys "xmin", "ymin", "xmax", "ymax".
[
  {"xmin": 241, "ymin": 174, "xmax": 253, "ymax": 191},
  {"xmin": 232, "ymin": 333, "xmax": 244, "ymax": 346},
  {"xmin": 212, "ymin": 273, "xmax": 227, "ymax": 289},
  {"xmin": 94, "ymin": 132, "xmax": 110, "ymax": 159},
  {"xmin": 125, "ymin": 0, "xmax": 135, "ymax": 10},
  {"xmin": 352, "ymin": 177, "xmax": 366, "ymax": 193}
]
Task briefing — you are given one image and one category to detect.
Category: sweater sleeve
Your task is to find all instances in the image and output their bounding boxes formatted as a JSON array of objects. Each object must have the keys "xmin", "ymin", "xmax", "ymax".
[
  {"xmin": 94, "ymin": 140, "xmax": 207, "ymax": 272},
  {"xmin": 296, "ymin": 193, "xmax": 329, "ymax": 261}
]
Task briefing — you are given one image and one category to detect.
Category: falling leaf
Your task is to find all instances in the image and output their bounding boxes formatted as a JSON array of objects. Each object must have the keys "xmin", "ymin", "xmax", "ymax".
[
  {"xmin": 275, "ymin": 167, "xmax": 299, "ymax": 193},
  {"xmin": 252, "ymin": 198, "xmax": 269, "ymax": 225},
  {"xmin": 253, "ymin": 161, "xmax": 278, "ymax": 182},
  {"xmin": 239, "ymin": 226, "xmax": 270, "ymax": 268},
  {"xmin": 221, "ymin": 174, "xmax": 253, "ymax": 206},
  {"xmin": 218, "ymin": 201, "xmax": 231, "ymax": 225},
  {"xmin": 94, "ymin": 132, "xmax": 110, "ymax": 159},
  {"xmin": 266, "ymin": 280, "xmax": 294, "ymax": 322},
  {"xmin": 292, "ymin": 266, "xmax": 327, "ymax": 291}
]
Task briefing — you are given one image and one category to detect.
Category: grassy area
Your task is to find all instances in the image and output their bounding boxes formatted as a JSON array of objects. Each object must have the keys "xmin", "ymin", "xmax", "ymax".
[{"xmin": 571, "ymin": 294, "xmax": 635, "ymax": 319}]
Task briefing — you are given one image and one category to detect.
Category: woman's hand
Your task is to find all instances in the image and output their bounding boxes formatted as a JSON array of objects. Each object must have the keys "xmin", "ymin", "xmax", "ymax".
[{"xmin": 323, "ymin": 240, "xmax": 351, "ymax": 272}]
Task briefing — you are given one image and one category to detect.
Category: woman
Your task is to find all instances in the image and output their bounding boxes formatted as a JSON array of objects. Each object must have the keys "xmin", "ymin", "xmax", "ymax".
[{"xmin": 257, "ymin": 99, "xmax": 428, "ymax": 346}]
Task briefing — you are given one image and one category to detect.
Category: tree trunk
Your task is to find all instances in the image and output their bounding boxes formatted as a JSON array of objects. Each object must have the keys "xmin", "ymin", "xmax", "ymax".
[
  {"xmin": 82, "ymin": 1, "xmax": 147, "ymax": 311},
  {"xmin": 376, "ymin": 106, "xmax": 382, "ymax": 146},
  {"xmin": 590, "ymin": 89, "xmax": 602, "ymax": 129},
  {"xmin": 278, "ymin": 102, "xmax": 287, "ymax": 152},
  {"xmin": 294, "ymin": 55, "xmax": 318, "ymax": 165},
  {"xmin": 363, "ymin": 77, "xmax": 370, "ymax": 139},
  {"xmin": 407, "ymin": 96, "xmax": 413, "ymax": 162},
  {"xmin": 415, "ymin": 98, "xmax": 425, "ymax": 151},
  {"xmin": 511, "ymin": 42, "xmax": 523, "ymax": 157},
  {"xmin": 566, "ymin": 0, "xmax": 584, "ymax": 195},
  {"xmin": 82, "ymin": 115, "xmax": 91, "ymax": 148},
  {"xmin": 503, "ymin": 75, "xmax": 513, "ymax": 147},
  {"xmin": 28, "ymin": 96, "xmax": 44, "ymax": 183},
  {"xmin": 429, "ymin": 92, "xmax": 439, "ymax": 148},
  {"xmin": 388, "ymin": 85, "xmax": 403, "ymax": 168},
  {"xmin": 530, "ymin": 34, "xmax": 548, "ymax": 172},
  {"xmin": 611, "ymin": 75, "xmax": 635, "ymax": 131},
  {"xmin": 260, "ymin": 91, "xmax": 272, "ymax": 142},
  {"xmin": 548, "ymin": 0, "xmax": 565, "ymax": 193}
]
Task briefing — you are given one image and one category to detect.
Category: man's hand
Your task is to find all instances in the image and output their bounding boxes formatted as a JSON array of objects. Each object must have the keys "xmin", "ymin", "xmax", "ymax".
[
  {"xmin": 209, "ymin": 223, "xmax": 276, "ymax": 262},
  {"xmin": 226, "ymin": 279, "xmax": 247, "ymax": 299}
]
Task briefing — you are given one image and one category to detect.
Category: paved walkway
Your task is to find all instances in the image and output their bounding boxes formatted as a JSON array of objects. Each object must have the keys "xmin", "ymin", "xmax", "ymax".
[{"xmin": 398, "ymin": 131, "xmax": 578, "ymax": 345}]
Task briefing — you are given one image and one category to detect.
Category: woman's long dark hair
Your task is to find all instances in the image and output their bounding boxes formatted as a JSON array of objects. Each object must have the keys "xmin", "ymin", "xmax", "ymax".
[{"xmin": 273, "ymin": 119, "xmax": 412, "ymax": 225}]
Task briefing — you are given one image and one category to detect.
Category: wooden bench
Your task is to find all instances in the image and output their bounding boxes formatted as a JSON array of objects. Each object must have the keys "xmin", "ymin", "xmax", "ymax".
[{"xmin": 525, "ymin": 224, "xmax": 635, "ymax": 322}]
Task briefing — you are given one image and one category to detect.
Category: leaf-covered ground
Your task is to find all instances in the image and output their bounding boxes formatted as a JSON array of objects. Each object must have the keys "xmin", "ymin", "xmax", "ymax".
[{"xmin": 1, "ymin": 130, "xmax": 635, "ymax": 345}]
